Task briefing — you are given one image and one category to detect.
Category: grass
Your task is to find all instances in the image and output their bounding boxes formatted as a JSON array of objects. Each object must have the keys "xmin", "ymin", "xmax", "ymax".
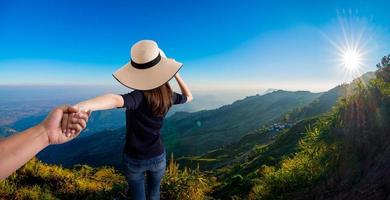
[{"xmin": 0, "ymin": 154, "xmax": 216, "ymax": 200}]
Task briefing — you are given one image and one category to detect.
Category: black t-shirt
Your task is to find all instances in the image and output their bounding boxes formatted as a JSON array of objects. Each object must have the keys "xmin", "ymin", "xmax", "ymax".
[{"xmin": 120, "ymin": 90, "xmax": 187, "ymax": 159}]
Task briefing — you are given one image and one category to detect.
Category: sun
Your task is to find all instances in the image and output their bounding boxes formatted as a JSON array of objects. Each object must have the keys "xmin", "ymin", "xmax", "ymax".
[
  {"xmin": 321, "ymin": 12, "xmax": 376, "ymax": 80},
  {"xmin": 342, "ymin": 49, "xmax": 361, "ymax": 70}
]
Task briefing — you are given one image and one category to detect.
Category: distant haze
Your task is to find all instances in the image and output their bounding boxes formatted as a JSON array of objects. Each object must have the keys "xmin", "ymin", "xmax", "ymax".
[{"xmin": 0, "ymin": 85, "xmax": 266, "ymax": 126}]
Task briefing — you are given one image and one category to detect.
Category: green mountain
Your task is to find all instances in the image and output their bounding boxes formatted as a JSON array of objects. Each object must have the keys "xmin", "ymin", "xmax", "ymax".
[
  {"xmin": 212, "ymin": 64, "xmax": 390, "ymax": 199},
  {"xmin": 179, "ymin": 119, "xmax": 315, "ymax": 171},
  {"xmin": 284, "ymin": 72, "xmax": 376, "ymax": 122},
  {"xmin": 162, "ymin": 90, "xmax": 321, "ymax": 156},
  {"xmin": 38, "ymin": 128, "xmax": 126, "ymax": 168},
  {"xmin": 284, "ymin": 84, "xmax": 348, "ymax": 121},
  {"xmin": 179, "ymin": 78, "xmax": 379, "ymax": 171},
  {"xmin": 38, "ymin": 90, "xmax": 321, "ymax": 167},
  {"xmin": 38, "ymin": 72, "xmax": 375, "ymax": 171}
]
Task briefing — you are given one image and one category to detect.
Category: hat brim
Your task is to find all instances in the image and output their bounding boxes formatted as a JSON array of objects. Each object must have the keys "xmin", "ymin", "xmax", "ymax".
[{"xmin": 113, "ymin": 57, "xmax": 182, "ymax": 90}]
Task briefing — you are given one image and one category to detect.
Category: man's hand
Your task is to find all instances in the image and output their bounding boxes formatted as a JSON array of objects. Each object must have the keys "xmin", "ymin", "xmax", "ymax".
[
  {"xmin": 0, "ymin": 105, "xmax": 90, "ymax": 179},
  {"xmin": 41, "ymin": 105, "xmax": 89, "ymax": 145}
]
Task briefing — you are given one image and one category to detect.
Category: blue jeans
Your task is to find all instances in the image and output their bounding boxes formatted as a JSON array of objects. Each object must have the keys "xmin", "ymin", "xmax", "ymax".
[{"xmin": 123, "ymin": 151, "xmax": 166, "ymax": 200}]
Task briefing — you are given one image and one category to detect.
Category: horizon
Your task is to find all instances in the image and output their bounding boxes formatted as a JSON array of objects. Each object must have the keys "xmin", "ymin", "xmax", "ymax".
[
  {"xmin": 1, "ymin": 0, "xmax": 390, "ymax": 92},
  {"xmin": 0, "ymin": 81, "xmax": 340, "ymax": 93},
  {"xmin": 0, "ymin": 69, "xmax": 374, "ymax": 93}
]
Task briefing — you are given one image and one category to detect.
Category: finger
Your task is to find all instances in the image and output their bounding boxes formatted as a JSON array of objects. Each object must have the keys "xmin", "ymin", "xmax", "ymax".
[
  {"xmin": 56, "ymin": 105, "xmax": 69, "ymax": 112},
  {"xmin": 62, "ymin": 113, "xmax": 69, "ymax": 133},
  {"xmin": 63, "ymin": 105, "xmax": 79, "ymax": 115},
  {"xmin": 77, "ymin": 112, "xmax": 89, "ymax": 124},
  {"xmin": 71, "ymin": 116, "xmax": 79, "ymax": 123},
  {"xmin": 71, "ymin": 117, "xmax": 87, "ymax": 129},
  {"xmin": 70, "ymin": 131, "xmax": 81, "ymax": 139},
  {"xmin": 77, "ymin": 110, "xmax": 91, "ymax": 123},
  {"xmin": 55, "ymin": 105, "xmax": 74, "ymax": 131},
  {"xmin": 67, "ymin": 128, "xmax": 77, "ymax": 137},
  {"xmin": 68, "ymin": 123, "xmax": 82, "ymax": 133},
  {"xmin": 57, "ymin": 104, "xmax": 74, "ymax": 114},
  {"xmin": 68, "ymin": 131, "xmax": 76, "ymax": 138},
  {"xmin": 85, "ymin": 111, "xmax": 91, "ymax": 123},
  {"xmin": 78, "ymin": 118, "xmax": 87, "ymax": 129},
  {"xmin": 65, "ymin": 128, "xmax": 72, "ymax": 137},
  {"xmin": 66, "ymin": 113, "xmax": 75, "ymax": 134}
]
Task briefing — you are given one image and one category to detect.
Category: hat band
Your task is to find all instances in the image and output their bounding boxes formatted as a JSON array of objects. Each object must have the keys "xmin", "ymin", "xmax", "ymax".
[{"xmin": 131, "ymin": 53, "xmax": 161, "ymax": 69}]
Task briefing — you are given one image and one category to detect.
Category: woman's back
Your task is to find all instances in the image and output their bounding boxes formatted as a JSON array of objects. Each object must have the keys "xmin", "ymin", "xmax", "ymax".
[
  {"xmin": 121, "ymin": 90, "xmax": 187, "ymax": 159},
  {"xmin": 72, "ymin": 40, "xmax": 193, "ymax": 199}
]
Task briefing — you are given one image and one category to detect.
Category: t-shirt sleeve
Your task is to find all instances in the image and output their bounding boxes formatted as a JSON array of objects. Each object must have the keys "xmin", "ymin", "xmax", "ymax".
[
  {"xmin": 172, "ymin": 92, "xmax": 188, "ymax": 105},
  {"xmin": 120, "ymin": 90, "xmax": 143, "ymax": 110}
]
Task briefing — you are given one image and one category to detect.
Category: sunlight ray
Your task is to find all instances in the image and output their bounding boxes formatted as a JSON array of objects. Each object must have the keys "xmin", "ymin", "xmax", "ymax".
[{"xmin": 322, "ymin": 11, "xmax": 376, "ymax": 82}]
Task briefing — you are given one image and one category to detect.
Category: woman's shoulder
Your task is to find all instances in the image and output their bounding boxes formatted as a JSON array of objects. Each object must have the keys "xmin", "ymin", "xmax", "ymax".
[
  {"xmin": 121, "ymin": 90, "xmax": 144, "ymax": 110},
  {"xmin": 122, "ymin": 90, "xmax": 144, "ymax": 101},
  {"xmin": 130, "ymin": 89, "xmax": 142, "ymax": 94},
  {"xmin": 130, "ymin": 90, "xmax": 144, "ymax": 98}
]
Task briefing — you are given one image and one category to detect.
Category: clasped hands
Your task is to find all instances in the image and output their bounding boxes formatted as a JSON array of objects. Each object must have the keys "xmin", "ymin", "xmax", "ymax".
[
  {"xmin": 41, "ymin": 105, "xmax": 91, "ymax": 145},
  {"xmin": 0, "ymin": 105, "xmax": 92, "ymax": 180}
]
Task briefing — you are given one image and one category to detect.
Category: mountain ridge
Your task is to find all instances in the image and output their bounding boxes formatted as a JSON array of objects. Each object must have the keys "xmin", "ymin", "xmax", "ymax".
[
  {"xmin": 162, "ymin": 90, "xmax": 321, "ymax": 156},
  {"xmin": 38, "ymin": 89, "xmax": 321, "ymax": 167}
]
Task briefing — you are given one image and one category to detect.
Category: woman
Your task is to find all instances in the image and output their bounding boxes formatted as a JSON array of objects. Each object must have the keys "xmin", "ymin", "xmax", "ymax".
[{"xmin": 67, "ymin": 40, "xmax": 192, "ymax": 200}]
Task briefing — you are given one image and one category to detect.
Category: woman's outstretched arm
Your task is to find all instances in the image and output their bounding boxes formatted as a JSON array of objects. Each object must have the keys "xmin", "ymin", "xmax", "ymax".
[
  {"xmin": 174, "ymin": 73, "xmax": 193, "ymax": 102},
  {"xmin": 75, "ymin": 93, "xmax": 124, "ymax": 112},
  {"xmin": 63, "ymin": 94, "xmax": 124, "ymax": 134}
]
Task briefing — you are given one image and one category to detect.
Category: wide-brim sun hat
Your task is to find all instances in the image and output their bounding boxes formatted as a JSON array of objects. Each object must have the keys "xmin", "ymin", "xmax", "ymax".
[{"xmin": 113, "ymin": 40, "xmax": 183, "ymax": 90}]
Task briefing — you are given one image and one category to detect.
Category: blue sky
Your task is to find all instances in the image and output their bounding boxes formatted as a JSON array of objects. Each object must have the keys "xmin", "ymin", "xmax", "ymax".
[{"xmin": 0, "ymin": 0, "xmax": 389, "ymax": 92}]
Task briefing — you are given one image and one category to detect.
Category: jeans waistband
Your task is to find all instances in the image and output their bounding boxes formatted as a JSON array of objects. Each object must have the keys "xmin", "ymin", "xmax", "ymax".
[{"xmin": 123, "ymin": 150, "xmax": 166, "ymax": 165}]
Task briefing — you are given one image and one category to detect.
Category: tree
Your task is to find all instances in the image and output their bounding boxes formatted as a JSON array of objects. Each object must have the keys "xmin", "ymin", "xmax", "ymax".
[
  {"xmin": 376, "ymin": 54, "xmax": 390, "ymax": 82},
  {"xmin": 376, "ymin": 54, "xmax": 390, "ymax": 69}
]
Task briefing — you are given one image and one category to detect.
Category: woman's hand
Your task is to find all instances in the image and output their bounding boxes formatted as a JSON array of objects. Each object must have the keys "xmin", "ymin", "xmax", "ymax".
[{"xmin": 57, "ymin": 107, "xmax": 91, "ymax": 142}]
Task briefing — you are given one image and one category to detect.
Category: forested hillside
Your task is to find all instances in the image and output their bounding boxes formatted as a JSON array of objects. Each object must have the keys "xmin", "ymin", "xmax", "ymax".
[
  {"xmin": 162, "ymin": 90, "xmax": 321, "ymax": 156},
  {"xmin": 213, "ymin": 55, "xmax": 390, "ymax": 199},
  {"xmin": 38, "ymin": 90, "xmax": 321, "ymax": 167}
]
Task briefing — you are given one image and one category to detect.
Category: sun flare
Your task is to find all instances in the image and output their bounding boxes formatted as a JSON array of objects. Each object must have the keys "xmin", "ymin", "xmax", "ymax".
[
  {"xmin": 320, "ymin": 12, "xmax": 379, "ymax": 81},
  {"xmin": 343, "ymin": 49, "xmax": 361, "ymax": 70}
]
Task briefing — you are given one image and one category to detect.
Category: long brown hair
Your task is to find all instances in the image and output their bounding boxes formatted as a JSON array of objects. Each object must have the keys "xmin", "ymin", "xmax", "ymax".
[{"xmin": 143, "ymin": 83, "xmax": 173, "ymax": 117}]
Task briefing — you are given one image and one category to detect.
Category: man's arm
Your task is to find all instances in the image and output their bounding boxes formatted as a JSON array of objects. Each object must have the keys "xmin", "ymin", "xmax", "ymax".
[
  {"xmin": 0, "ymin": 125, "xmax": 48, "ymax": 180},
  {"xmin": 0, "ymin": 106, "xmax": 89, "ymax": 180}
]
